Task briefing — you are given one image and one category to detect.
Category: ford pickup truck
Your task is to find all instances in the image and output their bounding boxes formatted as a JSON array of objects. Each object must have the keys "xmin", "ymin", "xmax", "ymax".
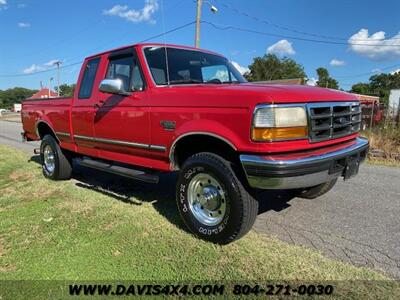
[{"xmin": 22, "ymin": 43, "xmax": 369, "ymax": 244}]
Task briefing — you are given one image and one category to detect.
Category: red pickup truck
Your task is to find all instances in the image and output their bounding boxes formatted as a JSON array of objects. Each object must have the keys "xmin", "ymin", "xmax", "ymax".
[{"xmin": 22, "ymin": 43, "xmax": 369, "ymax": 244}]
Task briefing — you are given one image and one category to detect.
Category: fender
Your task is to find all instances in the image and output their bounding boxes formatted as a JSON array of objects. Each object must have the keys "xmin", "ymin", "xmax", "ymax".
[
  {"xmin": 35, "ymin": 118, "xmax": 60, "ymax": 142},
  {"xmin": 169, "ymin": 120, "xmax": 241, "ymax": 169}
]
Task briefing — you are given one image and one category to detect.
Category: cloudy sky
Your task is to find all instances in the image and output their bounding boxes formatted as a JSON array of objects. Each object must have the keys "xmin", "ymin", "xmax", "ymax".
[{"xmin": 0, "ymin": 0, "xmax": 399, "ymax": 90}]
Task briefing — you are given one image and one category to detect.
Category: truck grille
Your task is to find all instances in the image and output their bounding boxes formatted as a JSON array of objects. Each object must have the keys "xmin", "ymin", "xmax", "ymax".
[{"xmin": 308, "ymin": 102, "xmax": 361, "ymax": 143}]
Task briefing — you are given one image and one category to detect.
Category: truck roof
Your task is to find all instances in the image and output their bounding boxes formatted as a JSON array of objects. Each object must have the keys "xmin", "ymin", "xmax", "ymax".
[{"xmin": 85, "ymin": 43, "xmax": 224, "ymax": 60}]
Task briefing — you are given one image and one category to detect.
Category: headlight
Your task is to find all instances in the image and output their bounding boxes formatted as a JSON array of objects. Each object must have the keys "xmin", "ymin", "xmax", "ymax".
[{"xmin": 252, "ymin": 105, "xmax": 308, "ymax": 141}]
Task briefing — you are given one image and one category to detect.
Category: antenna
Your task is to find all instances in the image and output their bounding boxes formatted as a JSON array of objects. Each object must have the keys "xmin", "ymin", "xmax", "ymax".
[{"xmin": 160, "ymin": 0, "xmax": 170, "ymax": 86}]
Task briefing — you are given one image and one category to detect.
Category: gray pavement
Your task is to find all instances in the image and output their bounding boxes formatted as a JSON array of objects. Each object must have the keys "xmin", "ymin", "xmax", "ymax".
[
  {"xmin": 1, "ymin": 120, "xmax": 399, "ymax": 278},
  {"xmin": 0, "ymin": 120, "xmax": 39, "ymax": 152},
  {"xmin": 254, "ymin": 166, "xmax": 400, "ymax": 279}
]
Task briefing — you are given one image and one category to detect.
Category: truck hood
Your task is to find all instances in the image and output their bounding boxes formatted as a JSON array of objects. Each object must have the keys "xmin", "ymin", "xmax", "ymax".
[{"xmin": 206, "ymin": 83, "xmax": 358, "ymax": 103}]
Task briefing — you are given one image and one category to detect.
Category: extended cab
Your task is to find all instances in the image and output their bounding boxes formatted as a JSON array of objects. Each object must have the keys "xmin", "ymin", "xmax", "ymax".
[{"xmin": 22, "ymin": 43, "xmax": 369, "ymax": 244}]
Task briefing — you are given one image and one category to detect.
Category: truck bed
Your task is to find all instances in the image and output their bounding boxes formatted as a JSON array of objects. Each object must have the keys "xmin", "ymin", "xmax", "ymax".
[{"xmin": 22, "ymin": 97, "xmax": 72, "ymax": 141}]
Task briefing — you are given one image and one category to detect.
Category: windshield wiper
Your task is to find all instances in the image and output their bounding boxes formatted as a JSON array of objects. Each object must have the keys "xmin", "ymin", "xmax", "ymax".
[
  {"xmin": 222, "ymin": 81, "xmax": 241, "ymax": 84},
  {"xmin": 168, "ymin": 79, "xmax": 203, "ymax": 84}
]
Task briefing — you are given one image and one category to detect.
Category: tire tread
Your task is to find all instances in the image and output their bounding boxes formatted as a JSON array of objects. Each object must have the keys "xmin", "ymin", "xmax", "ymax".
[
  {"xmin": 41, "ymin": 135, "xmax": 72, "ymax": 180},
  {"xmin": 179, "ymin": 152, "xmax": 258, "ymax": 244}
]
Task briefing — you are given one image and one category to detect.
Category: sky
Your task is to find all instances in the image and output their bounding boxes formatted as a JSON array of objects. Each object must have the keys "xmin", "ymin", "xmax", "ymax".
[{"xmin": 0, "ymin": 0, "xmax": 399, "ymax": 91}]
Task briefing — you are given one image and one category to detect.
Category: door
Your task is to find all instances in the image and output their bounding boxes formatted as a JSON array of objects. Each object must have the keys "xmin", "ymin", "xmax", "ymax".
[
  {"xmin": 71, "ymin": 56, "xmax": 102, "ymax": 157},
  {"xmin": 93, "ymin": 48, "xmax": 151, "ymax": 162}
]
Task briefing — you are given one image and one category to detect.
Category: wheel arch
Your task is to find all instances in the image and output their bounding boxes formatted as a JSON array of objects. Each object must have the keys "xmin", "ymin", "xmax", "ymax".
[
  {"xmin": 36, "ymin": 120, "xmax": 59, "ymax": 143},
  {"xmin": 169, "ymin": 132, "xmax": 238, "ymax": 170}
]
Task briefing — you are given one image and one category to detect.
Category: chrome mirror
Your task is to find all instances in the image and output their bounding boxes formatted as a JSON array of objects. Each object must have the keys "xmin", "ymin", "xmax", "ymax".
[{"xmin": 99, "ymin": 79, "xmax": 130, "ymax": 96}]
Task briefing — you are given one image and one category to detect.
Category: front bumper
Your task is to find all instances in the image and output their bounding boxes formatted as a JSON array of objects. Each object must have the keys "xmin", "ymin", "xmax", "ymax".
[{"xmin": 240, "ymin": 137, "xmax": 369, "ymax": 190}]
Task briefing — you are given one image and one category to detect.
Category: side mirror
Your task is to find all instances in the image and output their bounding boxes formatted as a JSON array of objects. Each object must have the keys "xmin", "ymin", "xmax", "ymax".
[{"xmin": 99, "ymin": 79, "xmax": 130, "ymax": 96}]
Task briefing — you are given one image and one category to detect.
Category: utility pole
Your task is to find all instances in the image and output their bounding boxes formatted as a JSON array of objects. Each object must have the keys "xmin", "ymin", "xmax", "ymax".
[
  {"xmin": 195, "ymin": 0, "xmax": 203, "ymax": 48},
  {"xmin": 194, "ymin": 0, "xmax": 218, "ymax": 48},
  {"xmin": 53, "ymin": 60, "xmax": 62, "ymax": 97},
  {"xmin": 49, "ymin": 77, "xmax": 53, "ymax": 98},
  {"xmin": 369, "ymin": 100, "xmax": 375, "ymax": 130}
]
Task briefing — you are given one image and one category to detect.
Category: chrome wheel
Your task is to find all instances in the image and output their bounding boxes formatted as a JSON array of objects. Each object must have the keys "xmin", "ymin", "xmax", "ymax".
[
  {"xmin": 43, "ymin": 145, "xmax": 55, "ymax": 174},
  {"xmin": 187, "ymin": 173, "xmax": 226, "ymax": 226}
]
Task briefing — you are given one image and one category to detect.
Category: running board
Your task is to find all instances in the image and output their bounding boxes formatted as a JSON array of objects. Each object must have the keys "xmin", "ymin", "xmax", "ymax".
[{"xmin": 77, "ymin": 157, "xmax": 159, "ymax": 184}]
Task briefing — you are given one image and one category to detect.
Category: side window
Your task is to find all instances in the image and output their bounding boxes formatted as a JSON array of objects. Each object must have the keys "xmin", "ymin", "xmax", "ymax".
[
  {"xmin": 78, "ymin": 58, "xmax": 100, "ymax": 99},
  {"xmin": 106, "ymin": 56, "xmax": 144, "ymax": 92},
  {"xmin": 132, "ymin": 64, "xmax": 144, "ymax": 91}
]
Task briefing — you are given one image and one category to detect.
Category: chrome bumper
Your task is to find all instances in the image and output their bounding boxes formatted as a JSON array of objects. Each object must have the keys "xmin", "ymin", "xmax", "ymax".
[{"xmin": 240, "ymin": 137, "xmax": 369, "ymax": 190}]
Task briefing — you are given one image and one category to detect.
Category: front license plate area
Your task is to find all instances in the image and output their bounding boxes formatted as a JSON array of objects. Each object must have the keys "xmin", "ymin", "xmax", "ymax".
[{"xmin": 343, "ymin": 156, "xmax": 360, "ymax": 180}]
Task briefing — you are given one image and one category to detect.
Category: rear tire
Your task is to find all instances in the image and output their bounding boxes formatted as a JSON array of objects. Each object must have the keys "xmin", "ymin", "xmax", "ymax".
[
  {"xmin": 40, "ymin": 134, "xmax": 72, "ymax": 180},
  {"xmin": 176, "ymin": 152, "xmax": 258, "ymax": 244},
  {"xmin": 295, "ymin": 178, "xmax": 338, "ymax": 199}
]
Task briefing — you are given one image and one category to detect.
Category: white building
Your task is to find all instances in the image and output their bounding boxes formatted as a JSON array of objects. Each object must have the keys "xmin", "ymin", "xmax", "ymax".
[
  {"xmin": 13, "ymin": 103, "xmax": 22, "ymax": 113},
  {"xmin": 388, "ymin": 89, "xmax": 400, "ymax": 117}
]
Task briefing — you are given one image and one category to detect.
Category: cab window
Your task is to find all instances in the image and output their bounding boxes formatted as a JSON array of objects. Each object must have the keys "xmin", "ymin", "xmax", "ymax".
[
  {"xmin": 78, "ymin": 57, "xmax": 100, "ymax": 99},
  {"xmin": 106, "ymin": 54, "xmax": 144, "ymax": 92},
  {"xmin": 144, "ymin": 47, "xmax": 246, "ymax": 85}
]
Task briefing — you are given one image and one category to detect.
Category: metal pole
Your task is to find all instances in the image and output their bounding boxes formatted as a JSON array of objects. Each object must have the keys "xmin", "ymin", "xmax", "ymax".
[
  {"xmin": 369, "ymin": 100, "xmax": 374, "ymax": 130},
  {"xmin": 53, "ymin": 61, "xmax": 62, "ymax": 97},
  {"xmin": 195, "ymin": 0, "xmax": 203, "ymax": 48},
  {"xmin": 397, "ymin": 97, "xmax": 400, "ymax": 128},
  {"xmin": 49, "ymin": 78, "xmax": 53, "ymax": 98},
  {"xmin": 56, "ymin": 62, "xmax": 60, "ymax": 97}
]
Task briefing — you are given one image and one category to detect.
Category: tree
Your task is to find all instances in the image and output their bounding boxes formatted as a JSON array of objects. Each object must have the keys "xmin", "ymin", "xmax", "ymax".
[
  {"xmin": 0, "ymin": 87, "xmax": 37, "ymax": 109},
  {"xmin": 350, "ymin": 72, "xmax": 400, "ymax": 105},
  {"xmin": 350, "ymin": 83, "xmax": 371, "ymax": 95},
  {"xmin": 245, "ymin": 54, "xmax": 306, "ymax": 82},
  {"xmin": 316, "ymin": 67, "xmax": 339, "ymax": 89},
  {"xmin": 57, "ymin": 84, "xmax": 76, "ymax": 97}
]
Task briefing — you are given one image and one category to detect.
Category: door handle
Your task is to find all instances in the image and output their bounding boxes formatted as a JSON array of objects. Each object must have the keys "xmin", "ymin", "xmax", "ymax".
[{"xmin": 94, "ymin": 100, "xmax": 105, "ymax": 108}]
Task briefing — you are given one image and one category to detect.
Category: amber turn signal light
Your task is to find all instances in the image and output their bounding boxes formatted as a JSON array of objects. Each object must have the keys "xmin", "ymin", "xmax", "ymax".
[{"xmin": 252, "ymin": 127, "xmax": 308, "ymax": 141}]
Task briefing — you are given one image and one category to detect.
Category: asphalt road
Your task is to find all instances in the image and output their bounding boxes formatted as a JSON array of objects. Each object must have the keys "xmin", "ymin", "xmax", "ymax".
[{"xmin": 1, "ymin": 120, "xmax": 399, "ymax": 279}]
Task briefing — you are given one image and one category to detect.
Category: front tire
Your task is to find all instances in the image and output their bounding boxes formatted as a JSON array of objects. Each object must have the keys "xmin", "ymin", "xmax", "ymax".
[
  {"xmin": 176, "ymin": 152, "xmax": 258, "ymax": 244},
  {"xmin": 40, "ymin": 134, "xmax": 72, "ymax": 180}
]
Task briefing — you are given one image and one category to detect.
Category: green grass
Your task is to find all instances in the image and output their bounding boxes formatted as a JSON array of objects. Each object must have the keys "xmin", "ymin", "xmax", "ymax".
[
  {"xmin": 366, "ymin": 158, "xmax": 400, "ymax": 168},
  {"xmin": 0, "ymin": 145, "xmax": 398, "ymax": 298}
]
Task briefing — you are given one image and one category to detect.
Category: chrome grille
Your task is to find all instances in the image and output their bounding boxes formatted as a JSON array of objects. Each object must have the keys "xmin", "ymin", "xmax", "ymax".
[{"xmin": 308, "ymin": 102, "xmax": 361, "ymax": 143}]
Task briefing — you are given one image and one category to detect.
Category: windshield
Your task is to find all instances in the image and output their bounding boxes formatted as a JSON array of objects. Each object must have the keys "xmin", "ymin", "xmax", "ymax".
[{"xmin": 143, "ymin": 46, "xmax": 247, "ymax": 85}]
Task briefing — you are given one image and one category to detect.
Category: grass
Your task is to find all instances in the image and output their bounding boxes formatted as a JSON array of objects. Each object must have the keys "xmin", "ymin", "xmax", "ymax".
[
  {"xmin": 362, "ymin": 126, "xmax": 400, "ymax": 154},
  {"xmin": 361, "ymin": 126, "xmax": 400, "ymax": 168},
  {"xmin": 0, "ymin": 145, "xmax": 398, "ymax": 298},
  {"xmin": 0, "ymin": 113, "xmax": 21, "ymax": 122},
  {"xmin": 366, "ymin": 158, "xmax": 400, "ymax": 168}
]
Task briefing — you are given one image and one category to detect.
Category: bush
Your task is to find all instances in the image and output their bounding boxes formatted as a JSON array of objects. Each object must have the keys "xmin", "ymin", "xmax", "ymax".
[{"xmin": 361, "ymin": 124, "xmax": 400, "ymax": 159}]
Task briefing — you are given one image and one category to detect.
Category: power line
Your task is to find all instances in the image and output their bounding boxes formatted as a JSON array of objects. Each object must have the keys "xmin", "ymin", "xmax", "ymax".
[
  {"xmin": 46, "ymin": 20, "xmax": 197, "ymax": 69},
  {"xmin": 213, "ymin": 0, "xmax": 400, "ymax": 42},
  {"xmin": 201, "ymin": 19, "xmax": 400, "ymax": 84},
  {"xmin": 139, "ymin": 20, "xmax": 196, "ymax": 42},
  {"xmin": 335, "ymin": 63, "xmax": 400, "ymax": 79},
  {"xmin": 4, "ymin": 17, "xmax": 107, "ymax": 62},
  {"xmin": 0, "ymin": 21, "xmax": 196, "ymax": 78},
  {"xmin": 5, "ymin": 1, "xmax": 190, "ymax": 63},
  {"xmin": 0, "ymin": 62, "xmax": 82, "ymax": 78},
  {"xmin": 202, "ymin": 21, "xmax": 400, "ymax": 47}
]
